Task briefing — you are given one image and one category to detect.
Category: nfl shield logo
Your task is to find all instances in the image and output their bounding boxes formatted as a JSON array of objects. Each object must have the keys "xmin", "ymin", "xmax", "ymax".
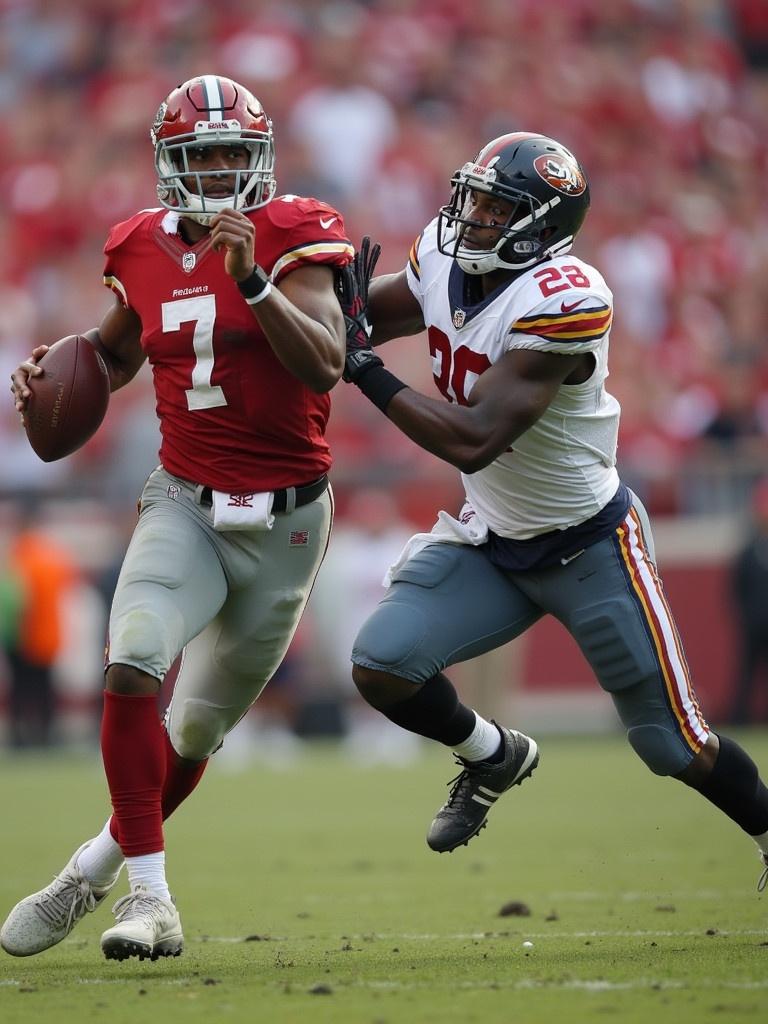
[
  {"xmin": 453, "ymin": 308, "xmax": 466, "ymax": 329},
  {"xmin": 182, "ymin": 252, "xmax": 196, "ymax": 273}
]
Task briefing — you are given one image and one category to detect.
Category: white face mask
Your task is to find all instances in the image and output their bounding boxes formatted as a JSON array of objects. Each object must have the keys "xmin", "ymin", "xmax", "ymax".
[{"xmin": 154, "ymin": 127, "xmax": 276, "ymax": 224}]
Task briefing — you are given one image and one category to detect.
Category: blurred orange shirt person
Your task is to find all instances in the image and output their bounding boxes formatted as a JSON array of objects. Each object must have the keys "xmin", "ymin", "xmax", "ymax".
[{"xmin": 10, "ymin": 528, "xmax": 77, "ymax": 667}]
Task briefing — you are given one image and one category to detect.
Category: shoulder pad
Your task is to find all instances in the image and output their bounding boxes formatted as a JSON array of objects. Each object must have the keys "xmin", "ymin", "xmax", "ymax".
[
  {"xmin": 265, "ymin": 194, "xmax": 345, "ymax": 231},
  {"xmin": 509, "ymin": 292, "xmax": 613, "ymax": 350},
  {"xmin": 104, "ymin": 209, "xmax": 162, "ymax": 254}
]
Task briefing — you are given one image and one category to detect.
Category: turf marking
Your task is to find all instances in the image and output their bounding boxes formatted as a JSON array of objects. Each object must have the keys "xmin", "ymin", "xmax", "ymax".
[{"xmin": 193, "ymin": 928, "xmax": 767, "ymax": 942}]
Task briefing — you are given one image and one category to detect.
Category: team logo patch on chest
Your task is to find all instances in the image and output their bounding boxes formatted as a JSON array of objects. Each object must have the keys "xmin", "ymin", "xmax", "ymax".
[
  {"xmin": 453, "ymin": 308, "xmax": 467, "ymax": 329},
  {"xmin": 182, "ymin": 252, "xmax": 197, "ymax": 273}
]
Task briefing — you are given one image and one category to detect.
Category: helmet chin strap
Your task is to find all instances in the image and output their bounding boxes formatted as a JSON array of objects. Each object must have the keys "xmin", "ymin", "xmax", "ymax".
[
  {"xmin": 179, "ymin": 199, "xmax": 234, "ymax": 226},
  {"xmin": 456, "ymin": 250, "xmax": 498, "ymax": 275},
  {"xmin": 177, "ymin": 186, "xmax": 242, "ymax": 224},
  {"xmin": 456, "ymin": 245, "xmax": 542, "ymax": 274},
  {"xmin": 455, "ymin": 234, "xmax": 574, "ymax": 275}
]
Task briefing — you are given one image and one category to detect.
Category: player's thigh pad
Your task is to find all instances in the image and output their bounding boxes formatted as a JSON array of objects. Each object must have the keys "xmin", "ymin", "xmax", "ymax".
[
  {"xmin": 558, "ymin": 602, "xmax": 701, "ymax": 776},
  {"xmin": 522, "ymin": 502, "xmax": 707, "ymax": 775},
  {"xmin": 207, "ymin": 491, "xmax": 332, "ymax": 676},
  {"xmin": 166, "ymin": 491, "xmax": 332, "ymax": 757},
  {"xmin": 108, "ymin": 471, "xmax": 228, "ymax": 680},
  {"xmin": 352, "ymin": 543, "xmax": 540, "ymax": 683}
]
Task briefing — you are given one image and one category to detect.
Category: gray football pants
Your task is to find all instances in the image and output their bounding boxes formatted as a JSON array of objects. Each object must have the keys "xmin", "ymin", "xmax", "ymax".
[
  {"xmin": 352, "ymin": 497, "xmax": 710, "ymax": 776},
  {"xmin": 108, "ymin": 467, "xmax": 332, "ymax": 759}
]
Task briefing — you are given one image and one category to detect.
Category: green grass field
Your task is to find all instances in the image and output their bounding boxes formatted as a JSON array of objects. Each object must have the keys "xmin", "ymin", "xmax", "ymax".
[{"xmin": 1, "ymin": 730, "xmax": 767, "ymax": 1024}]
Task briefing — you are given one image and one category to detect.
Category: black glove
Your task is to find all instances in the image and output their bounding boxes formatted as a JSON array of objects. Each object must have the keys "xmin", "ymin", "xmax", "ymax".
[{"xmin": 337, "ymin": 236, "xmax": 381, "ymax": 383}]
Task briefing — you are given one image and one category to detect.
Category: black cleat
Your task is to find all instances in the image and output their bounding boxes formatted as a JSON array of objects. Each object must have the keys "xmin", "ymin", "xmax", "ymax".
[{"xmin": 427, "ymin": 725, "xmax": 539, "ymax": 853}]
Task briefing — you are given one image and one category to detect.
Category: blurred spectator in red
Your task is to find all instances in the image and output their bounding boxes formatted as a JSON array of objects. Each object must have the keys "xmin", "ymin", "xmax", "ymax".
[
  {"xmin": 728, "ymin": 479, "xmax": 768, "ymax": 724},
  {"xmin": 1, "ymin": 0, "xmax": 768, "ymax": 516}
]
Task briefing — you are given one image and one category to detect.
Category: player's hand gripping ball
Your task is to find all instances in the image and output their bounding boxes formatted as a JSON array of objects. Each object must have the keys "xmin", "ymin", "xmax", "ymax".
[{"xmin": 23, "ymin": 335, "xmax": 110, "ymax": 462}]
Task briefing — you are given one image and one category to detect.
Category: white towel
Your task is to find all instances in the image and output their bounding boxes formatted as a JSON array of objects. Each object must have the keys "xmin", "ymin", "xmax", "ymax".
[
  {"xmin": 212, "ymin": 489, "xmax": 274, "ymax": 531},
  {"xmin": 383, "ymin": 502, "xmax": 489, "ymax": 587}
]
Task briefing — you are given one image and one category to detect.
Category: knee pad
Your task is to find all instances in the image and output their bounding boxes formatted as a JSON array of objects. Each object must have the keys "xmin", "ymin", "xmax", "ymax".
[
  {"xmin": 627, "ymin": 724, "xmax": 692, "ymax": 777},
  {"xmin": 109, "ymin": 605, "xmax": 180, "ymax": 680},
  {"xmin": 167, "ymin": 697, "xmax": 228, "ymax": 760}
]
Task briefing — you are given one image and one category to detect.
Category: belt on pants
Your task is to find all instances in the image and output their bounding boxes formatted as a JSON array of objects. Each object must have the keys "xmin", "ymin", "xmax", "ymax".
[{"xmin": 198, "ymin": 474, "xmax": 329, "ymax": 514}]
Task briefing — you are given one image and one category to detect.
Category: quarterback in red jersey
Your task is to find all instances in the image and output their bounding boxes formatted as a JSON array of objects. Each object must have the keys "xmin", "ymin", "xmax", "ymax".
[{"xmin": 3, "ymin": 75, "xmax": 352, "ymax": 963}]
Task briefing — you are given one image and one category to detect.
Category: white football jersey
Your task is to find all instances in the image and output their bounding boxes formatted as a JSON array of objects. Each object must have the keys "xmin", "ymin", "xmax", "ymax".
[{"xmin": 405, "ymin": 218, "xmax": 620, "ymax": 539}]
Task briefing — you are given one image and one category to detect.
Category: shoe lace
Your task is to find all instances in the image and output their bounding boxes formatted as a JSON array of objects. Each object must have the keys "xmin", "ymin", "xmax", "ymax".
[
  {"xmin": 35, "ymin": 874, "xmax": 97, "ymax": 930},
  {"xmin": 111, "ymin": 890, "xmax": 168, "ymax": 925},
  {"xmin": 444, "ymin": 757, "xmax": 476, "ymax": 808},
  {"xmin": 758, "ymin": 857, "xmax": 768, "ymax": 894}
]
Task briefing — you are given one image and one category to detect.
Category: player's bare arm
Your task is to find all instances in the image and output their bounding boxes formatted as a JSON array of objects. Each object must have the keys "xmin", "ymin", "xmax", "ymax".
[
  {"xmin": 368, "ymin": 271, "xmax": 425, "ymax": 345},
  {"xmin": 86, "ymin": 301, "xmax": 146, "ymax": 392},
  {"xmin": 210, "ymin": 207, "xmax": 345, "ymax": 392},
  {"xmin": 259, "ymin": 263, "xmax": 346, "ymax": 392},
  {"xmin": 10, "ymin": 301, "xmax": 144, "ymax": 412},
  {"xmin": 385, "ymin": 347, "xmax": 584, "ymax": 473}
]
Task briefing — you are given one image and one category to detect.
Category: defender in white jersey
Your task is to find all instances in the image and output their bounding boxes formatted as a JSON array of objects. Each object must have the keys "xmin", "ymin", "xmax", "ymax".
[
  {"xmin": 410, "ymin": 218, "xmax": 618, "ymax": 539},
  {"xmin": 337, "ymin": 133, "xmax": 768, "ymax": 888}
]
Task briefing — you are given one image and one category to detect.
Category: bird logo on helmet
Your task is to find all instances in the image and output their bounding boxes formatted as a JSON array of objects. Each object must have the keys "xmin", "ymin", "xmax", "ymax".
[{"xmin": 534, "ymin": 154, "xmax": 587, "ymax": 195}]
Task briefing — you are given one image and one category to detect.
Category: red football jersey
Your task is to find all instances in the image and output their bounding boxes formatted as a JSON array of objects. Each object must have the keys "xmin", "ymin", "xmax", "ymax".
[{"xmin": 103, "ymin": 196, "xmax": 353, "ymax": 492}]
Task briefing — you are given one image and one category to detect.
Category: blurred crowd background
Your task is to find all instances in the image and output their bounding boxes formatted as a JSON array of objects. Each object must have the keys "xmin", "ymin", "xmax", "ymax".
[{"xmin": 1, "ymin": 0, "xmax": 768, "ymax": 752}]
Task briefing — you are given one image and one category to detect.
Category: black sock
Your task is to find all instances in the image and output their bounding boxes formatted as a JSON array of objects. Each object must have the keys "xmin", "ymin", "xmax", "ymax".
[
  {"xmin": 484, "ymin": 726, "xmax": 506, "ymax": 763},
  {"xmin": 381, "ymin": 673, "xmax": 476, "ymax": 747},
  {"xmin": 696, "ymin": 735, "xmax": 768, "ymax": 836}
]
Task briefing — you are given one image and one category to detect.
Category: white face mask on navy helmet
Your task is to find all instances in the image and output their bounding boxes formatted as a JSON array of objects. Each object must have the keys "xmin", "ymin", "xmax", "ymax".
[
  {"xmin": 436, "ymin": 132, "xmax": 590, "ymax": 274},
  {"xmin": 151, "ymin": 74, "xmax": 276, "ymax": 225}
]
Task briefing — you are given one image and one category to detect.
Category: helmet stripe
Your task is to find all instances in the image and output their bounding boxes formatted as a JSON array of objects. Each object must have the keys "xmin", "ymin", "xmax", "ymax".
[
  {"xmin": 480, "ymin": 132, "xmax": 541, "ymax": 166},
  {"xmin": 201, "ymin": 74, "xmax": 225, "ymax": 119}
]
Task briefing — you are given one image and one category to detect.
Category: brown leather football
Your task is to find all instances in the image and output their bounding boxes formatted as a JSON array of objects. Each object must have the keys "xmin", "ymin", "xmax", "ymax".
[{"xmin": 23, "ymin": 335, "xmax": 110, "ymax": 462}]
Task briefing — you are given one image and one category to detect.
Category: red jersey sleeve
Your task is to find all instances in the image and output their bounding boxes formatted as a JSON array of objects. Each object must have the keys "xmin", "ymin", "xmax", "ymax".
[{"xmin": 260, "ymin": 195, "xmax": 353, "ymax": 283}]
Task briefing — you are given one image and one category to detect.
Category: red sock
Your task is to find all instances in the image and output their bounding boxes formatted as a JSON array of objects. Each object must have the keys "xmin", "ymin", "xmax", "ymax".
[
  {"xmin": 160, "ymin": 729, "xmax": 209, "ymax": 819},
  {"xmin": 101, "ymin": 691, "xmax": 165, "ymax": 857},
  {"xmin": 108, "ymin": 728, "xmax": 208, "ymax": 842}
]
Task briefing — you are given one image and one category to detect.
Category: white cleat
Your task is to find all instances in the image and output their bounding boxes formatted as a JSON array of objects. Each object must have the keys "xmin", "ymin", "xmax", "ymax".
[
  {"xmin": 1, "ymin": 842, "xmax": 120, "ymax": 957},
  {"xmin": 100, "ymin": 885, "xmax": 183, "ymax": 962}
]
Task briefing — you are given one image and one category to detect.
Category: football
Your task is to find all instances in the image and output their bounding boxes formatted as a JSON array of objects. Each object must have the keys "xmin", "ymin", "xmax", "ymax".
[{"xmin": 23, "ymin": 335, "xmax": 110, "ymax": 462}]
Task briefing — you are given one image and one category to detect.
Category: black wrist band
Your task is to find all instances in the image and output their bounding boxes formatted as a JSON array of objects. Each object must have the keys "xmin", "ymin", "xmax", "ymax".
[
  {"xmin": 237, "ymin": 265, "xmax": 272, "ymax": 304},
  {"xmin": 355, "ymin": 363, "xmax": 408, "ymax": 413}
]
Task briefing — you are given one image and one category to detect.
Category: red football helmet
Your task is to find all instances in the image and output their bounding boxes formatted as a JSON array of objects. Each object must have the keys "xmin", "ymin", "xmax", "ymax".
[{"xmin": 151, "ymin": 75, "xmax": 276, "ymax": 223}]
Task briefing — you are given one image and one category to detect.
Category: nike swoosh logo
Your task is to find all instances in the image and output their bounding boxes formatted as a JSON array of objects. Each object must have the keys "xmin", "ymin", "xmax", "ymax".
[
  {"xmin": 560, "ymin": 549, "xmax": 586, "ymax": 566},
  {"xmin": 560, "ymin": 297, "xmax": 588, "ymax": 313},
  {"xmin": 320, "ymin": 216, "xmax": 337, "ymax": 229}
]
